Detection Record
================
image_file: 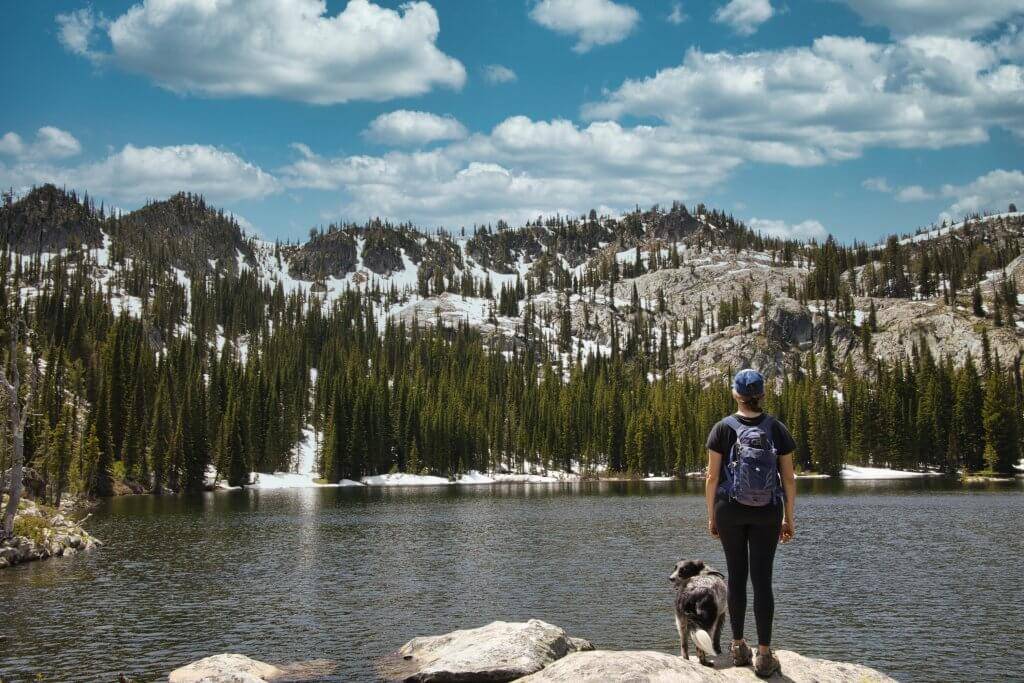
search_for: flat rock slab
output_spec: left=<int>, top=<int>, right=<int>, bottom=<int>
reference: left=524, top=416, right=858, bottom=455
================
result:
left=168, top=653, right=283, bottom=683
left=391, top=619, right=594, bottom=682
left=517, top=649, right=897, bottom=682
left=516, top=651, right=711, bottom=682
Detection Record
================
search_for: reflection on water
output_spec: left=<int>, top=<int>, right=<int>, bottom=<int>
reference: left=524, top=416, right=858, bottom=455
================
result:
left=1, top=478, right=1021, bottom=682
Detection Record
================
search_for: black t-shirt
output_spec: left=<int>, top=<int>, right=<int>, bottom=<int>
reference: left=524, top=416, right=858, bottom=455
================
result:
left=705, top=413, right=797, bottom=477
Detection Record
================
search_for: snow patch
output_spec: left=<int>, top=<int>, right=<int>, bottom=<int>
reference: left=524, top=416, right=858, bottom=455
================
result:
left=455, top=470, right=497, bottom=484
left=362, top=473, right=451, bottom=486
left=250, top=472, right=342, bottom=489
left=840, top=465, right=940, bottom=480
left=490, top=471, right=580, bottom=483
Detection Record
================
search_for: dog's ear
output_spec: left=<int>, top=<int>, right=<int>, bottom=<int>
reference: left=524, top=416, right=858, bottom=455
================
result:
left=675, top=559, right=703, bottom=580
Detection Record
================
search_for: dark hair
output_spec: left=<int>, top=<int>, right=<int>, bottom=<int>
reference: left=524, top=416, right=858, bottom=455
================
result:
left=739, top=394, right=763, bottom=411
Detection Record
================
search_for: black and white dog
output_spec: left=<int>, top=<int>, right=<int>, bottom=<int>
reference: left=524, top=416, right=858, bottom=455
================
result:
left=669, top=559, right=728, bottom=666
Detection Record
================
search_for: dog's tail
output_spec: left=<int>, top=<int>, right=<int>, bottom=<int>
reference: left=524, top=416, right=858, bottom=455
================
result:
left=692, top=628, right=715, bottom=657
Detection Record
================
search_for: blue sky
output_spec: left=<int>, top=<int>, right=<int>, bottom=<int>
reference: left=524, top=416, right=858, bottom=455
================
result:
left=1, top=0, right=1023, bottom=244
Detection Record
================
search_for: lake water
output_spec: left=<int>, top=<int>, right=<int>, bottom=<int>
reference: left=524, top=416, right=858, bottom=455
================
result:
left=2, top=478, right=1022, bottom=682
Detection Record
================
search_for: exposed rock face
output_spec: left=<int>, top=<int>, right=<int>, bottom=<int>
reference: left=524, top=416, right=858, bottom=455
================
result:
left=764, top=297, right=813, bottom=349
left=392, top=619, right=594, bottom=682
left=517, top=649, right=896, bottom=682
left=168, top=654, right=283, bottom=683
left=867, top=297, right=1022, bottom=368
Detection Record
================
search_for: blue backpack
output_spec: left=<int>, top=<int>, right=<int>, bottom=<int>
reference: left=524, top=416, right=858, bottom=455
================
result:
left=723, top=415, right=782, bottom=506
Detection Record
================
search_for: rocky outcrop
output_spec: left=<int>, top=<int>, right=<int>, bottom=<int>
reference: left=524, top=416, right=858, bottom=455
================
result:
left=168, top=654, right=283, bottom=683
left=517, top=649, right=896, bottom=682
left=363, top=241, right=405, bottom=275
left=167, top=654, right=336, bottom=682
left=386, top=619, right=594, bottom=682
left=0, top=498, right=99, bottom=569
left=377, top=621, right=893, bottom=683
left=867, top=297, right=1023, bottom=368
left=286, top=229, right=358, bottom=280
left=517, top=650, right=706, bottom=682
left=764, top=297, right=813, bottom=349
left=173, top=621, right=895, bottom=682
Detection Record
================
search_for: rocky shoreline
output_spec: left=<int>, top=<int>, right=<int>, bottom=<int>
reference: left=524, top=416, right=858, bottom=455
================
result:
left=169, top=620, right=897, bottom=682
left=0, top=497, right=100, bottom=569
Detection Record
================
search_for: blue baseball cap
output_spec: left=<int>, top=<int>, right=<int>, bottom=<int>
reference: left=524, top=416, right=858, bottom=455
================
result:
left=733, top=368, right=765, bottom=396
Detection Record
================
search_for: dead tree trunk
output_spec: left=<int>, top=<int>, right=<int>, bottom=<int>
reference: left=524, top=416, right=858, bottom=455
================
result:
left=1, top=324, right=34, bottom=541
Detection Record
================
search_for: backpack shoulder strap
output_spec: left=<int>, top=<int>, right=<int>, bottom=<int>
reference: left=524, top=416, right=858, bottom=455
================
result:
left=722, top=415, right=743, bottom=432
left=759, top=415, right=779, bottom=456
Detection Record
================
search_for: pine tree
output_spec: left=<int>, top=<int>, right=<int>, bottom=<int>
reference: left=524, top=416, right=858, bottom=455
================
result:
left=953, top=357, right=984, bottom=472
left=982, top=370, right=1020, bottom=474
left=972, top=285, right=984, bottom=317
left=83, top=422, right=111, bottom=498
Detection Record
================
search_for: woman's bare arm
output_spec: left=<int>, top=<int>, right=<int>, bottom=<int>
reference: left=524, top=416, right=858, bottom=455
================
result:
left=706, top=449, right=722, bottom=537
left=777, top=452, right=796, bottom=542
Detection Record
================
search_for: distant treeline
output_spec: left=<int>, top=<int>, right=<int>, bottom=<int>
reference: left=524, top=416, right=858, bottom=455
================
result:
left=3, top=248, right=1020, bottom=509
left=1, top=189, right=1021, bottom=507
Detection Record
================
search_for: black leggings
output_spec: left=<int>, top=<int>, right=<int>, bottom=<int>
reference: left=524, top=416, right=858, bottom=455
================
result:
left=714, top=496, right=782, bottom=646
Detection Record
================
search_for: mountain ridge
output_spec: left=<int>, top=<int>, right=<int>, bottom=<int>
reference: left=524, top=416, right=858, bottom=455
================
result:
left=3, top=183, right=1023, bottom=384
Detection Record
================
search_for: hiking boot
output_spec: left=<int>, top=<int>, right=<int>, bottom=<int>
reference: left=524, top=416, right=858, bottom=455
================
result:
left=754, top=649, right=781, bottom=678
left=730, top=640, right=753, bottom=666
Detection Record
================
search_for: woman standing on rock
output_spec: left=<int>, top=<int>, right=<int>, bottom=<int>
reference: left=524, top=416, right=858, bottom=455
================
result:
left=705, top=368, right=797, bottom=678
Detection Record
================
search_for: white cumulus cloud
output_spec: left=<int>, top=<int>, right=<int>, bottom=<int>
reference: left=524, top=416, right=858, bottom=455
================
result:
left=838, top=1, right=1024, bottom=38
left=0, top=127, right=82, bottom=161
left=895, top=185, right=935, bottom=202
left=56, top=7, right=103, bottom=58
left=713, top=0, right=774, bottom=36
left=363, top=111, right=468, bottom=146
left=941, top=169, right=1024, bottom=217
left=748, top=218, right=829, bottom=242
left=1, top=143, right=278, bottom=204
left=482, top=64, right=518, bottom=84
left=56, top=0, right=466, bottom=104
left=529, top=0, right=640, bottom=53
left=583, top=34, right=1024, bottom=165
left=282, top=115, right=740, bottom=227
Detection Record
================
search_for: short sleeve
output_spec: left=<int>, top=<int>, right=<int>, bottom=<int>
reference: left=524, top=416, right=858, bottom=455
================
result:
left=773, top=420, right=797, bottom=456
left=705, top=421, right=730, bottom=454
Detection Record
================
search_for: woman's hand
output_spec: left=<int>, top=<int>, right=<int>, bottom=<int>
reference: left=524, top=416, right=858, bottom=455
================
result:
left=708, top=518, right=719, bottom=538
left=780, top=518, right=795, bottom=543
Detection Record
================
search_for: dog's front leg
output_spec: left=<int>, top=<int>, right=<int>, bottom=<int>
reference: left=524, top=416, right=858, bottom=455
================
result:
left=675, top=616, right=689, bottom=659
